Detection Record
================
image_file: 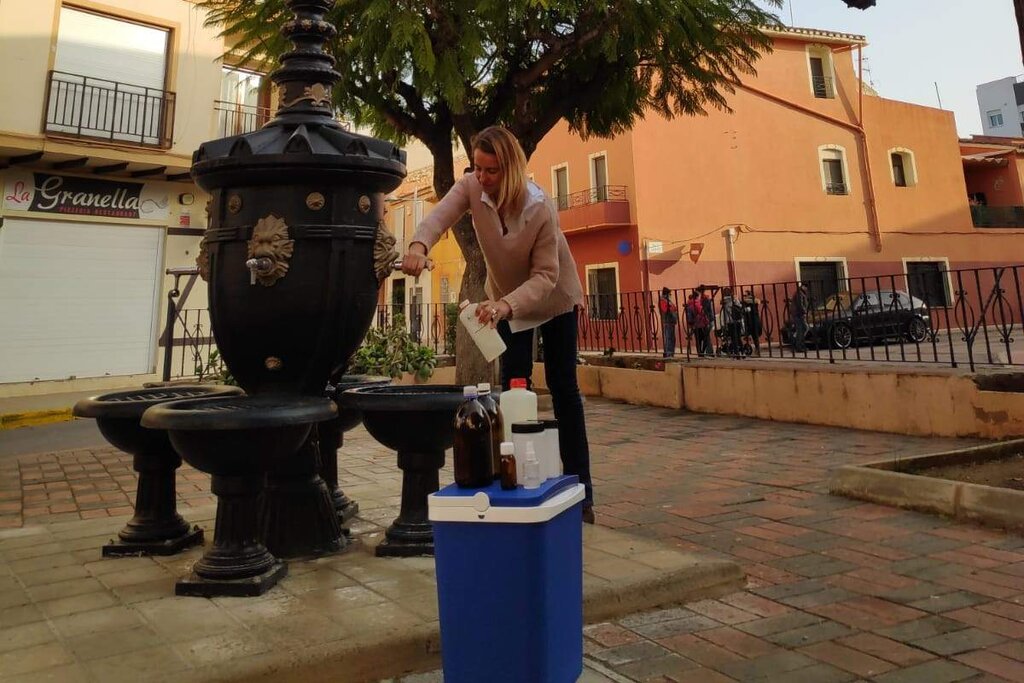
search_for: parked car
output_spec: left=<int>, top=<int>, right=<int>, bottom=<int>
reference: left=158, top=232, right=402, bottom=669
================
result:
left=783, top=290, right=931, bottom=350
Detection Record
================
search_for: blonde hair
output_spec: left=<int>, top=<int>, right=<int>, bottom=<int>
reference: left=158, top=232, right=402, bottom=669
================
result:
left=472, top=126, right=528, bottom=216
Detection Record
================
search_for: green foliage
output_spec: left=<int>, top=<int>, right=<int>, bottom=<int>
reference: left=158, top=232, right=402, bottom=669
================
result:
left=349, top=316, right=438, bottom=380
left=194, top=348, right=236, bottom=386
left=197, top=0, right=783, bottom=160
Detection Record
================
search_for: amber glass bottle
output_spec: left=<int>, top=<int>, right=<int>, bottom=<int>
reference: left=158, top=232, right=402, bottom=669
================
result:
left=477, top=383, right=504, bottom=480
left=499, top=442, right=517, bottom=490
left=453, top=386, right=494, bottom=488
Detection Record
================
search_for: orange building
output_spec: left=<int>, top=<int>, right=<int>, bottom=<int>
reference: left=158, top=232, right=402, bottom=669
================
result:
left=960, top=134, right=1024, bottom=228
left=528, top=26, right=1024, bottom=309
left=384, top=26, right=1024, bottom=320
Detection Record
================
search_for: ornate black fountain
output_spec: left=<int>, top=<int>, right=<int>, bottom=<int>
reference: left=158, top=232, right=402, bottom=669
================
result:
left=72, top=385, right=241, bottom=557
left=141, top=0, right=407, bottom=596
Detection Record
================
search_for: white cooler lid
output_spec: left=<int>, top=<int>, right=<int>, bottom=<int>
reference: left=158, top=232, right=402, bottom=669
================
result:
left=428, top=483, right=584, bottom=524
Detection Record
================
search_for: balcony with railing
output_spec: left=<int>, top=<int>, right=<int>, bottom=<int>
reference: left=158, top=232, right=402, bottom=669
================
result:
left=812, top=75, right=835, bottom=99
left=214, top=100, right=271, bottom=137
left=555, top=185, right=630, bottom=231
left=826, top=181, right=848, bottom=196
left=44, top=70, right=175, bottom=149
left=971, top=205, right=1024, bottom=228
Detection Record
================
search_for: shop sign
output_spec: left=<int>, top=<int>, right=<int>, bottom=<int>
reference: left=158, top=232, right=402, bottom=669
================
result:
left=3, top=171, right=169, bottom=220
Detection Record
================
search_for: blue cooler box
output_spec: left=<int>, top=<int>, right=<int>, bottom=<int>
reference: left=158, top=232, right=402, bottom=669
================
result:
left=428, top=475, right=585, bottom=683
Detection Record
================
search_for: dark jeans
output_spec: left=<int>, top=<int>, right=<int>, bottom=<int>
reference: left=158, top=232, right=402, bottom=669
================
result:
left=694, top=327, right=711, bottom=356
left=497, top=309, right=593, bottom=505
left=792, top=316, right=808, bottom=352
left=662, top=318, right=676, bottom=357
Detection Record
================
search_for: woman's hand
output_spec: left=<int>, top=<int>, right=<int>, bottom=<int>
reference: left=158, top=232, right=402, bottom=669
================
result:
left=400, top=243, right=429, bottom=276
left=476, top=299, right=512, bottom=327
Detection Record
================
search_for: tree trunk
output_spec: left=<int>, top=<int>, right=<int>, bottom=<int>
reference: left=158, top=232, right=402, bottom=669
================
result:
left=430, top=138, right=496, bottom=387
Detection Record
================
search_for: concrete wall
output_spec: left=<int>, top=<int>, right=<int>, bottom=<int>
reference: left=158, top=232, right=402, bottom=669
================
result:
left=530, top=360, right=1024, bottom=439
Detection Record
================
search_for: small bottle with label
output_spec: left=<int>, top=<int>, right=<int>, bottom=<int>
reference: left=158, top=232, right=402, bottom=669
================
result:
left=499, top=442, right=517, bottom=490
left=453, top=385, right=494, bottom=488
left=522, top=442, right=541, bottom=490
left=477, top=383, right=504, bottom=480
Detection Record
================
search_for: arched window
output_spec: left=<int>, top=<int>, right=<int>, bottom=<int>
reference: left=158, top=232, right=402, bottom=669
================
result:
left=888, top=148, right=918, bottom=187
left=818, top=145, right=851, bottom=195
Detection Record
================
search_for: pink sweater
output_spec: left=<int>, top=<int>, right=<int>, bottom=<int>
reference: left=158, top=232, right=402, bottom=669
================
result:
left=411, top=173, right=584, bottom=332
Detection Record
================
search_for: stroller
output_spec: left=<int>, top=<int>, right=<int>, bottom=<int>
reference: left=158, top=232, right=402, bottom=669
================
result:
left=714, top=313, right=754, bottom=357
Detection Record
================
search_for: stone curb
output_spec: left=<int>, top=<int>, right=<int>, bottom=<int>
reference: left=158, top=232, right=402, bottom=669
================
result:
left=0, top=408, right=74, bottom=430
left=829, top=438, right=1024, bottom=530
left=178, top=538, right=743, bottom=683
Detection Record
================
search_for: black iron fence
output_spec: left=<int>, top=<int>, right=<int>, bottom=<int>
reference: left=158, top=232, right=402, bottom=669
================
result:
left=375, top=302, right=459, bottom=356
left=161, top=265, right=1024, bottom=379
left=556, top=185, right=627, bottom=211
left=44, top=70, right=175, bottom=148
left=583, top=264, right=1024, bottom=371
left=214, top=100, right=271, bottom=137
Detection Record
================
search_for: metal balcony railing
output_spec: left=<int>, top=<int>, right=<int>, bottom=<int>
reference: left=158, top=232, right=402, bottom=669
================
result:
left=812, top=75, right=834, bottom=99
left=44, top=70, right=175, bottom=148
left=826, top=181, right=848, bottom=196
left=971, top=205, right=1024, bottom=228
left=214, top=100, right=271, bottom=137
left=555, top=185, right=627, bottom=211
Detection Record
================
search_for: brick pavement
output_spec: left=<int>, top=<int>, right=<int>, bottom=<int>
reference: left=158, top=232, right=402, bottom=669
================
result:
left=3, top=400, right=1024, bottom=682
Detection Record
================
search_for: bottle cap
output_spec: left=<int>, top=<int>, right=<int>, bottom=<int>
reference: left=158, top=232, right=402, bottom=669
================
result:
left=541, top=419, right=559, bottom=429
left=477, top=382, right=491, bottom=394
left=500, top=442, right=514, bottom=456
left=510, top=378, right=528, bottom=389
left=462, top=385, right=478, bottom=398
left=511, top=420, right=544, bottom=434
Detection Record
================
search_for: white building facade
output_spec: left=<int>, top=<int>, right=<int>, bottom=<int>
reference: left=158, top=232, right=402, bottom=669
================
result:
left=977, top=76, right=1024, bottom=137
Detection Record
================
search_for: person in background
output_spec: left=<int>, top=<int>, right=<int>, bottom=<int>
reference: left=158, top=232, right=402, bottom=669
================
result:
left=790, top=283, right=810, bottom=353
left=741, top=290, right=762, bottom=356
left=685, top=291, right=711, bottom=356
left=700, top=286, right=716, bottom=356
left=658, top=287, right=678, bottom=358
left=400, top=125, right=595, bottom=523
left=720, top=286, right=744, bottom=359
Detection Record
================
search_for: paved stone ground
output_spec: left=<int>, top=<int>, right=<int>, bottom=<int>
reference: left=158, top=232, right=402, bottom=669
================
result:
left=3, top=399, right=1024, bottom=682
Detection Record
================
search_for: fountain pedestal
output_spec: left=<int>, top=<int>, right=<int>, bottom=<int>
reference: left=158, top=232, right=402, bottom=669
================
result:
left=321, top=375, right=391, bottom=524
left=341, top=385, right=463, bottom=557
left=143, top=395, right=336, bottom=597
left=72, top=385, right=241, bottom=557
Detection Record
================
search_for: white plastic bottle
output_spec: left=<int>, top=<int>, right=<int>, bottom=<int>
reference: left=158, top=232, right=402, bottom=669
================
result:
left=458, top=300, right=507, bottom=362
left=500, top=377, right=537, bottom=442
left=522, top=442, right=542, bottom=490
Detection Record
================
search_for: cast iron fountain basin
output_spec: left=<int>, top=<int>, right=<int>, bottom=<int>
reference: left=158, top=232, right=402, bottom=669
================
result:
left=72, top=385, right=242, bottom=556
left=341, top=384, right=464, bottom=557
left=320, top=375, right=392, bottom=524
left=142, top=394, right=336, bottom=596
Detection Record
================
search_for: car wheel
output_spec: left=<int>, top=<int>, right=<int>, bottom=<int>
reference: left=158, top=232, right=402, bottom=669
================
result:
left=907, top=317, right=928, bottom=343
left=830, top=322, right=853, bottom=350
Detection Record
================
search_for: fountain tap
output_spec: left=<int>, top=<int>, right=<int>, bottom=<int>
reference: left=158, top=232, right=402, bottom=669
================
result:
left=245, top=257, right=274, bottom=285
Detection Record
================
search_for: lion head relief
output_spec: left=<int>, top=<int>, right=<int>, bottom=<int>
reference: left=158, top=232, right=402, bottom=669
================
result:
left=247, top=214, right=295, bottom=287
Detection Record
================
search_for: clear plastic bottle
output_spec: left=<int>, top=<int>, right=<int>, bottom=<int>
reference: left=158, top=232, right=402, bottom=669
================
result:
left=477, top=383, right=503, bottom=480
left=499, top=442, right=518, bottom=490
left=522, top=442, right=541, bottom=490
left=511, top=420, right=545, bottom=484
left=453, top=385, right=494, bottom=488
left=500, top=377, right=537, bottom=442
left=541, top=418, right=563, bottom=479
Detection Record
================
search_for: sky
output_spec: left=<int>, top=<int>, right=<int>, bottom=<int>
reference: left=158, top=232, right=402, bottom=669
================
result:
left=757, top=0, right=1023, bottom=136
